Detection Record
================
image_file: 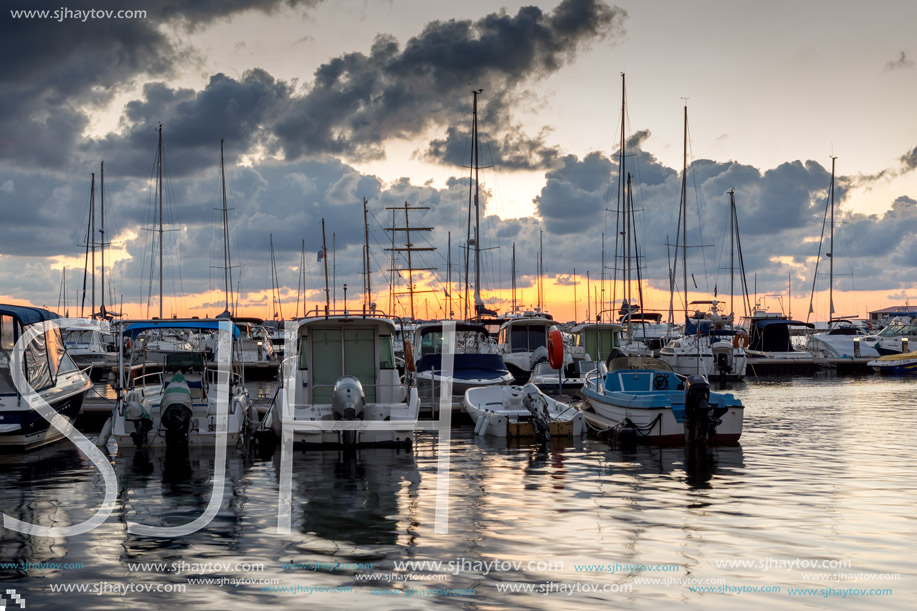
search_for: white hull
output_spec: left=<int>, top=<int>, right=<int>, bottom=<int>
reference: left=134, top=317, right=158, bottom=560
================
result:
left=463, top=385, right=584, bottom=438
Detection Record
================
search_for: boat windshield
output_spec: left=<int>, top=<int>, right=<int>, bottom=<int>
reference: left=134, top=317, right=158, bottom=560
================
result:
left=63, top=329, right=98, bottom=344
left=878, top=322, right=917, bottom=337
left=576, top=360, right=606, bottom=376
left=531, top=362, right=558, bottom=375
left=607, top=356, right=674, bottom=373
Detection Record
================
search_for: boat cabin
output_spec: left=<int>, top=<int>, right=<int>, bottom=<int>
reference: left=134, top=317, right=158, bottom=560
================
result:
left=294, top=315, right=401, bottom=405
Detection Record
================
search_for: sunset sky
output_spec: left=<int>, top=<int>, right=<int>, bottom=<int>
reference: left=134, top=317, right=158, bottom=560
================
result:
left=2, top=0, right=915, bottom=323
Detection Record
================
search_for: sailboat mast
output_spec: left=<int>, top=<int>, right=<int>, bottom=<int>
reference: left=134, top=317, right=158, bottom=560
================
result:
left=91, top=166, right=96, bottom=319
left=729, top=188, right=735, bottom=317
left=447, top=231, right=452, bottom=317
left=363, top=197, right=371, bottom=311
left=611, top=73, right=626, bottom=318
left=220, top=139, right=233, bottom=315
left=472, top=89, right=483, bottom=323
left=511, top=242, right=516, bottom=314
left=158, top=123, right=164, bottom=319
left=321, top=218, right=330, bottom=315
left=681, top=105, right=688, bottom=322
left=100, top=161, right=106, bottom=318
left=828, top=156, right=836, bottom=319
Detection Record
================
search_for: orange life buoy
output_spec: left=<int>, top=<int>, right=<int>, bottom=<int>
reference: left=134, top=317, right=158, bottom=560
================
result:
left=733, top=331, right=749, bottom=349
left=403, top=339, right=416, bottom=372
left=548, top=328, right=564, bottom=369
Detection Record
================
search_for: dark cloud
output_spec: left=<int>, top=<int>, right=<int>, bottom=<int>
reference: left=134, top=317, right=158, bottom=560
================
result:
left=88, top=71, right=293, bottom=178
left=0, top=0, right=319, bottom=170
left=421, top=125, right=562, bottom=170
left=274, top=0, right=626, bottom=161
left=884, top=51, right=914, bottom=71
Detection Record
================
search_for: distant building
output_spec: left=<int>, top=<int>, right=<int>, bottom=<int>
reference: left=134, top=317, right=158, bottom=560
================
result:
left=868, top=305, right=917, bottom=323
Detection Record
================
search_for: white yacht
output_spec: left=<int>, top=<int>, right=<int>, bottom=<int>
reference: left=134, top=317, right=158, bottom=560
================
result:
left=60, top=318, right=118, bottom=381
left=269, top=311, right=418, bottom=448
left=0, top=306, right=93, bottom=451
left=112, top=319, right=255, bottom=449
left=659, top=301, right=747, bottom=380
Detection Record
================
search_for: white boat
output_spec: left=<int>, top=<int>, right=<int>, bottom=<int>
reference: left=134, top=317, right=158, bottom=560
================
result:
left=60, top=318, right=119, bottom=381
left=269, top=311, right=418, bottom=448
left=112, top=319, right=255, bottom=449
left=861, top=316, right=916, bottom=355
left=659, top=301, right=748, bottom=380
left=463, top=383, right=585, bottom=439
left=497, top=315, right=559, bottom=382
left=0, top=306, right=93, bottom=451
left=529, top=360, right=605, bottom=394
left=581, top=354, right=743, bottom=445
left=806, top=320, right=879, bottom=359
left=411, top=321, right=513, bottom=404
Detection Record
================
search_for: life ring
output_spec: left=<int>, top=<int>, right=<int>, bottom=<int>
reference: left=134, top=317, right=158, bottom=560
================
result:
left=403, top=339, right=416, bottom=372
left=733, top=331, right=749, bottom=349
left=548, top=328, right=564, bottom=370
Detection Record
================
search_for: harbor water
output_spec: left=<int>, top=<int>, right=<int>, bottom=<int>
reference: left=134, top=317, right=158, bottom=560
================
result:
left=0, top=374, right=914, bottom=609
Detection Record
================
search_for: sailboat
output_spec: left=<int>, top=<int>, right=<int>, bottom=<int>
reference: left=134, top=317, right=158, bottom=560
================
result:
left=804, top=158, right=879, bottom=361
left=61, top=164, right=121, bottom=384
left=408, top=89, right=515, bottom=402
left=110, top=134, right=255, bottom=450
left=658, top=105, right=747, bottom=380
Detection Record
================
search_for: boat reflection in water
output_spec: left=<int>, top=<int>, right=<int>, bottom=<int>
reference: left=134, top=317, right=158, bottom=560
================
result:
left=276, top=449, right=420, bottom=548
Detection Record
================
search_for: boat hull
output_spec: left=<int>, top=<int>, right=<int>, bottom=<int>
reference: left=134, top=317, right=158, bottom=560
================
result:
left=463, top=385, right=585, bottom=438
left=0, top=384, right=88, bottom=452
left=581, top=381, right=743, bottom=446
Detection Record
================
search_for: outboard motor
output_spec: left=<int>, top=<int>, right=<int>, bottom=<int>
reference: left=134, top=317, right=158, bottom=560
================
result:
left=683, top=375, right=718, bottom=443
left=127, top=399, right=153, bottom=448
left=522, top=383, right=551, bottom=442
left=161, top=373, right=194, bottom=450
left=710, top=341, right=734, bottom=386
left=530, top=346, right=549, bottom=369
left=331, top=376, right=366, bottom=447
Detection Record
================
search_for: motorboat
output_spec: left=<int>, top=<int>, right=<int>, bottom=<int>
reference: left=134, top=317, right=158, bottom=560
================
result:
left=806, top=320, right=879, bottom=359
left=111, top=319, right=255, bottom=449
left=861, top=316, right=916, bottom=355
left=497, top=315, right=560, bottom=382
left=742, top=310, right=815, bottom=361
left=0, top=305, right=93, bottom=451
left=867, top=351, right=917, bottom=375
left=529, top=360, right=605, bottom=394
left=269, top=311, right=418, bottom=448
left=580, top=353, right=743, bottom=445
left=463, top=383, right=585, bottom=439
left=567, top=321, right=623, bottom=363
left=60, top=318, right=119, bottom=381
left=410, top=322, right=513, bottom=404
left=658, top=301, right=748, bottom=380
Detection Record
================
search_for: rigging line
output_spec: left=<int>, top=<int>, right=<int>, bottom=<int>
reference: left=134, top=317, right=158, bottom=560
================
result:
left=686, top=119, right=711, bottom=295
left=806, top=180, right=832, bottom=322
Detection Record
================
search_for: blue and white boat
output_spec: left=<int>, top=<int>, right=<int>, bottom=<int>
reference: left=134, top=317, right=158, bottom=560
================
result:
left=0, top=305, right=93, bottom=451
left=112, top=319, right=255, bottom=449
left=580, top=353, right=743, bottom=445
left=411, top=322, right=513, bottom=402
left=867, top=351, right=917, bottom=375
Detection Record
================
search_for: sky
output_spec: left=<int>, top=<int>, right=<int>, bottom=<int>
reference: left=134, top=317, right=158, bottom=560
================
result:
left=1, top=0, right=915, bottom=324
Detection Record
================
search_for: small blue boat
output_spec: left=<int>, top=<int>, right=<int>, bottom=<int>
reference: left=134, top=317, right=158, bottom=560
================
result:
left=580, top=354, right=744, bottom=445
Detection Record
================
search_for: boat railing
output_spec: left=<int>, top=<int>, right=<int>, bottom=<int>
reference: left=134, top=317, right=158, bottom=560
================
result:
left=307, top=381, right=410, bottom=406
